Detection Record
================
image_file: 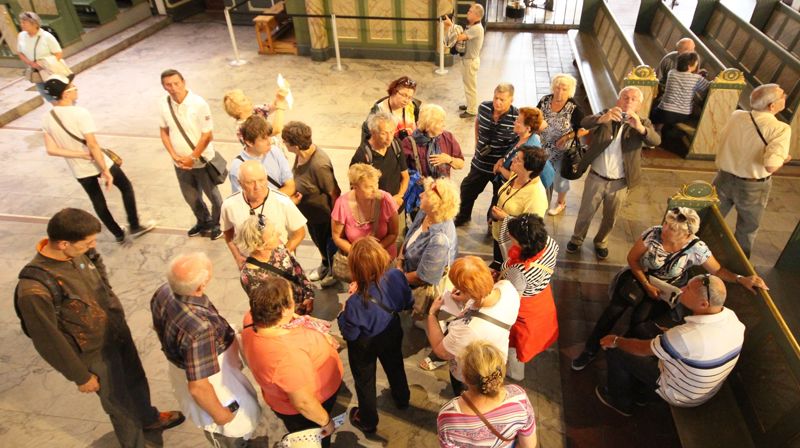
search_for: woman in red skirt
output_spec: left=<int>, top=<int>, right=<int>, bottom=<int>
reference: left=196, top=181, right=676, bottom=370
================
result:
left=498, top=213, right=559, bottom=380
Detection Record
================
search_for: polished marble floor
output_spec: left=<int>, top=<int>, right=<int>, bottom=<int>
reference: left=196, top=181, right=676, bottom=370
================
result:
left=0, top=16, right=797, bottom=448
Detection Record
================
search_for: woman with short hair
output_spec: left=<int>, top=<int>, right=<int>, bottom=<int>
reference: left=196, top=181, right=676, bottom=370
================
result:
left=437, top=341, right=538, bottom=448
left=426, top=256, right=521, bottom=396
left=537, top=73, right=588, bottom=216
left=361, top=76, right=421, bottom=142
left=17, top=11, right=64, bottom=101
left=331, top=163, right=400, bottom=260
left=236, top=216, right=315, bottom=314
left=338, top=238, right=413, bottom=434
left=401, top=103, right=465, bottom=179
left=241, top=277, right=343, bottom=447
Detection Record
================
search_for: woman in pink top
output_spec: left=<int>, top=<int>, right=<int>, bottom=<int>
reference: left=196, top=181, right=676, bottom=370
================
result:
left=241, top=277, right=343, bottom=447
left=332, top=163, right=400, bottom=258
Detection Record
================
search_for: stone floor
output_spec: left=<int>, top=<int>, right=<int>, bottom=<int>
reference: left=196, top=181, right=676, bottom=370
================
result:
left=0, top=14, right=797, bottom=448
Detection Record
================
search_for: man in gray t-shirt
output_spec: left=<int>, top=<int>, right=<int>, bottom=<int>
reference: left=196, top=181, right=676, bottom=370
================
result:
left=445, top=4, right=485, bottom=118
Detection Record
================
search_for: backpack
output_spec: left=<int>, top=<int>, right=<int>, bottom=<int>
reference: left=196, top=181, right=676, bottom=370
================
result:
left=14, top=266, right=66, bottom=338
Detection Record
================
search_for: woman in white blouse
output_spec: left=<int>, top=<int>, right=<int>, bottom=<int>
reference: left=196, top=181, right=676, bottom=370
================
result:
left=16, top=11, right=64, bottom=102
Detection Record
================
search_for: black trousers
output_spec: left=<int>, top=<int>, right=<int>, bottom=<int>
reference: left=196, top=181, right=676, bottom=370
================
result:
left=307, top=221, right=335, bottom=269
left=606, top=347, right=661, bottom=410
left=455, top=166, right=499, bottom=223
left=346, top=316, right=410, bottom=429
left=83, top=324, right=159, bottom=448
left=77, top=164, right=140, bottom=239
left=275, top=389, right=339, bottom=448
left=583, top=290, right=655, bottom=355
left=450, top=372, right=465, bottom=397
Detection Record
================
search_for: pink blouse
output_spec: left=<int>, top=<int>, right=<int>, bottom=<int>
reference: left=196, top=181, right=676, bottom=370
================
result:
left=331, top=190, right=398, bottom=258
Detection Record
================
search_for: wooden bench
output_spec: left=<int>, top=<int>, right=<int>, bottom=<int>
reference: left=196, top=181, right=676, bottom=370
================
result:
left=692, top=1, right=800, bottom=159
left=633, top=1, right=745, bottom=159
left=755, top=0, right=800, bottom=61
left=568, top=0, right=657, bottom=116
left=70, top=0, right=118, bottom=26
left=663, top=184, right=800, bottom=447
left=254, top=2, right=296, bottom=55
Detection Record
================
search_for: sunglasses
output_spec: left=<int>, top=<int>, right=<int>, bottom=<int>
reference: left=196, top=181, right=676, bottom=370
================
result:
left=249, top=208, right=266, bottom=230
left=702, top=274, right=711, bottom=301
left=429, top=182, right=442, bottom=199
left=670, top=207, right=687, bottom=222
left=398, top=78, right=417, bottom=88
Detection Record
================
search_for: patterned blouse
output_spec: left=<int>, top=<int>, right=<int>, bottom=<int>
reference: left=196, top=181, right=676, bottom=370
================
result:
left=240, top=245, right=314, bottom=306
left=500, top=236, right=558, bottom=297
left=537, top=94, right=585, bottom=162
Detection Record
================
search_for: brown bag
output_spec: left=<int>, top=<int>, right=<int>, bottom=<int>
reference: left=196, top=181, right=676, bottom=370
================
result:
left=411, top=268, right=449, bottom=320
left=49, top=110, right=124, bottom=166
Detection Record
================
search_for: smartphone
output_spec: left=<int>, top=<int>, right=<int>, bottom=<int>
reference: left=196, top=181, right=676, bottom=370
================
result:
left=226, top=400, right=240, bottom=413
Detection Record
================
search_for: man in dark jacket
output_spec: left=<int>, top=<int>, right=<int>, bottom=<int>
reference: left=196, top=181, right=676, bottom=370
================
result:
left=566, top=87, right=661, bottom=259
left=15, top=208, right=184, bottom=448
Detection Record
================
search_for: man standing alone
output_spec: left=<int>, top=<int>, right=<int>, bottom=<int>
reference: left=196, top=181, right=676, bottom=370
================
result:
left=445, top=3, right=485, bottom=118
left=159, top=69, right=223, bottom=240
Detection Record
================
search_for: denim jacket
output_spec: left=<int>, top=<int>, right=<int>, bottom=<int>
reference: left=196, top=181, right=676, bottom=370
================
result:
left=401, top=211, right=457, bottom=285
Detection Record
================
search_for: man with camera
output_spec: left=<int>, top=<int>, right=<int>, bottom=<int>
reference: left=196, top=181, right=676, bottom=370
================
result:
left=444, top=3, right=485, bottom=118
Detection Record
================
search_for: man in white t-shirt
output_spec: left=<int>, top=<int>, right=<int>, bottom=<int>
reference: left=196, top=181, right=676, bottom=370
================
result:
left=221, top=161, right=307, bottom=268
left=444, top=3, right=485, bottom=118
left=42, top=74, right=155, bottom=243
left=595, top=274, right=745, bottom=416
left=159, top=69, right=223, bottom=240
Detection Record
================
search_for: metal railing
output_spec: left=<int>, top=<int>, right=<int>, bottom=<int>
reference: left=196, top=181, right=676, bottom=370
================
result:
left=485, top=0, right=583, bottom=27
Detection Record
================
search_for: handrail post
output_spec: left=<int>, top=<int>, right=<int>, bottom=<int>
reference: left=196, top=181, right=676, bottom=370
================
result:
left=331, top=13, right=343, bottom=71
left=435, top=17, right=448, bottom=75
left=224, top=6, right=247, bottom=66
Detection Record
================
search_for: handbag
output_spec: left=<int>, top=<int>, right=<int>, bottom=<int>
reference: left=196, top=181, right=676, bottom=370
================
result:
left=25, top=36, right=43, bottom=83
left=460, top=393, right=513, bottom=442
left=49, top=110, right=123, bottom=166
left=560, top=131, right=589, bottom=180
left=166, top=96, right=228, bottom=184
left=331, top=195, right=383, bottom=282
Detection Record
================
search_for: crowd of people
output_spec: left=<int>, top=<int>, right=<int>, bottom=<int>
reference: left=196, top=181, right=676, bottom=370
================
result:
left=13, top=6, right=794, bottom=447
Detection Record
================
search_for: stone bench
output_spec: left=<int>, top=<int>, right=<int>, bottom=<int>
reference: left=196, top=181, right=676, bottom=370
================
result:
left=70, top=0, right=118, bottom=26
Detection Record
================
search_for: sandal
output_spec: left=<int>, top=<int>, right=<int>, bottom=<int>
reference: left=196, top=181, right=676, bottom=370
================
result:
left=348, top=407, right=377, bottom=434
left=547, top=202, right=566, bottom=216
left=418, top=356, right=447, bottom=371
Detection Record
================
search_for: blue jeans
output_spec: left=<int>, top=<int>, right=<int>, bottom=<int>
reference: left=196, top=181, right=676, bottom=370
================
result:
left=174, top=166, right=223, bottom=231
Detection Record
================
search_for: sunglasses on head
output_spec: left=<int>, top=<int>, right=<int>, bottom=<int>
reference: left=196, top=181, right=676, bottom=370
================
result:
left=670, top=207, right=687, bottom=222
left=702, top=274, right=711, bottom=301
left=399, top=77, right=416, bottom=88
left=429, top=182, right=442, bottom=199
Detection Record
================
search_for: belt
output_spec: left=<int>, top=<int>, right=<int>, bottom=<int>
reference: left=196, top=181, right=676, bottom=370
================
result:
left=724, top=171, right=771, bottom=182
left=591, top=169, right=624, bottom=182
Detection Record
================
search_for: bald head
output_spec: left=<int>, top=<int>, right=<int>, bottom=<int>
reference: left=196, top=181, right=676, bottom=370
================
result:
left=676, top=38, right=695, bottom=53
left=167, top=252, right=212, bottom=296
left=681, top=274, right=727, bottom=313
left=239, top=160, right=269, bottom=202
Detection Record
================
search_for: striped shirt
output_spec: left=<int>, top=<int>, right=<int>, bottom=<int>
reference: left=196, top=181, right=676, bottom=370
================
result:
left=438, top=384, right=536, bottom=447
left=651, top=307, right=745, bottom=407
left=500, top=236, right=558, bottom=297
left=659, top=70, right=711, bottom=116
left=473, top=102, right=519, bottom=174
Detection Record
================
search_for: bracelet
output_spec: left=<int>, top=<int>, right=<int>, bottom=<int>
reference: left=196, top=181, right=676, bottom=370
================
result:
left=612, top=336, right=620, bottom=348
left=735, top=274, right=743, bottom=283
left=322, top=417, right=332, bottom=427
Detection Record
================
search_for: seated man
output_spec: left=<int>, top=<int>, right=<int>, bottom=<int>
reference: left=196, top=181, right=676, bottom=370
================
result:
left=229, top=115, right=295, bottom=196
left=595, top=274, right=745, bottom=416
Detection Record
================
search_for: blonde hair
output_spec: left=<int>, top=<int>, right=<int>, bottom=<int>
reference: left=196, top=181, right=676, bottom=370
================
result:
left=664, top=207, right=700, bottom=235
left=449, top=256, right=494, bottom=303
left=348, top=163, right=381, bottom=189
left=417, top=104, right=446, bottom=133
left=459, top=341, right=506, bottom=397
left=424, top=178, right=460, bottom=222
left=234, top=216, right=278, bottom=254
left=223, top=89, right=253, bottom=120
left=551, top=73, right=577, bottom=98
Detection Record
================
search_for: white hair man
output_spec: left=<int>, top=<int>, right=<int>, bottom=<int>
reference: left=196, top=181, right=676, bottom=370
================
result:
left=444, top=3, right=485, bottom=118
left=566, top=87, right=661, bottom=259
left=595, top=274, right=745, bottom=416
left=150, top=252, right=260, bottom=447
left=712, top=83, right=792, bottom=258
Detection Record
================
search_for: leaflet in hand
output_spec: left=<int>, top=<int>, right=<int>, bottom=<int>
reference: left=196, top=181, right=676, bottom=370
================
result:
left=648, top=275, right=682, bottom=309
left=277, top=73, right=294, bottom=109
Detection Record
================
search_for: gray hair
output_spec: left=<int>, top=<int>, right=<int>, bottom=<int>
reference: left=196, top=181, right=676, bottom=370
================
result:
left=471, top=3, right=485, bottom=19
left=234, top=215, right=278, bottom=254
left=19, top=11, right=41, bottom=27
left=494, top=83, right=515, bottom=96
left=417, top=103, right=446, bottom=132
left=167, top=252, right=212, bottom=296
left=367, top=111, right=396, bottom=134
left=551, top=73, right=577, bottom=98
left=750, top=84, right=783, bottom=111
left=619, top=86, right=644, bottom=102
left=691, top=274, right=727, bottom=307
left=664, top=206, right=700, bottom=235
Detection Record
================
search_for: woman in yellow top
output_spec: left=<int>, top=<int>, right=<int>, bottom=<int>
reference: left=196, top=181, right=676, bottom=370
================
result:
left=489, top=146, right=549, bottom=269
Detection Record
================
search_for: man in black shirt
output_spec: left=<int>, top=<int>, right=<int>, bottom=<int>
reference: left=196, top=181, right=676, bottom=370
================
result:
left=351, top=111, right=410, bottom=209
left=454, top=83, right=519, bottom=227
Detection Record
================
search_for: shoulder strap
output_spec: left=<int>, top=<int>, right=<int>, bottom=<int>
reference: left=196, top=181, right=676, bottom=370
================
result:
left=749, top=112, right=768, bottom=146
left=15, top=265, right=66, bottom=337
left=366, top=289, right=396, bottom=316
left=463, top=308, right=512, bottom=331
left=370, top=196, right=382, bottom=237
left=245, top=256, right=303, bottom=286
left=235, top=154, right=244, bottom=162
left=409, top=137, right=423, bottom=173
left=49, top=110, right=87, bottom=145
left=459, top=393, right=513, bottom=442
left=32, top=35, right=41, bottom=61
left=167, top=96, right=196, bottom=149
left=267, top=175, right=282, bottom=189
left=662, top=237, right=701, bottom=270
left=391, top=139, right=403, bottom=160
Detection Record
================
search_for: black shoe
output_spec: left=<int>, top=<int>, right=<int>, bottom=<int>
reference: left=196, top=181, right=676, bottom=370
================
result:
left=459, top=111, right=477, bottom=119
left=129, top=220, right=157, bottom=239
left=454, top=216, right=470, bottom=227
left=459, top=104, right=467, bottom=111
left=114, top=230, right=128, bottom=244
left=187, top=224, right=206, bottom=237
left=208, top=228, right=223, bottom=240
left=595, top=385, right=632, bottom=417
left=566, top=241, right=580, bottom=253
left=348, top=407, right=377, bottom=434
left=144, top=410, right=186, bottom=431
left=570, top=350, right=596, bottom=371
left=595, top=247, right=609, bottom=260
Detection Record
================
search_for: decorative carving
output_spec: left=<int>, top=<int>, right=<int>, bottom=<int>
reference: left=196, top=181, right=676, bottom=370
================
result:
left=631, top=65, right=656, bottom=80
left=670, top=181, right=719, bottom=208
left=714, top=68, right=746, bottom=85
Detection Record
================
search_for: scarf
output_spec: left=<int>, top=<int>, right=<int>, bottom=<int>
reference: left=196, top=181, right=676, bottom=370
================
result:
left=280, top=315, right=340, bottom=350
left=413, top=129, right=442, bottom=178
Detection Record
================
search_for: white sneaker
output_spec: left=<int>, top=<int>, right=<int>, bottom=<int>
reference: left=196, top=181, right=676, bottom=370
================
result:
left=319, top=275, right=338, bottom=288
left=308, top=265, right=329, bottom=281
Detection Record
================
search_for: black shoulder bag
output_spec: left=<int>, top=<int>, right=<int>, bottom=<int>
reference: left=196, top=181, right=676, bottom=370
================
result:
left=167, top=96, right=228, bottom=184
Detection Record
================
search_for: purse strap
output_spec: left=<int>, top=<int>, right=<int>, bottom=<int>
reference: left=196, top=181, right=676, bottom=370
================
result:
left=166, top=96, right=198, bottom=152
left=409, top=136, right=423, bottom=173
left=32, top=35, right=41, bottom=64
left=370, top=196, right=382, bottom=237
left=245, top=256, right=304, bottom=287
left=235, top=154, right=282, bottom=189
left=50, top=110, right=87, bottom=145
left=459, top=393, right=513, bottom=442
left=462, top=308, right=512, bottom=331
left=749, top=112, right=768, bottom=146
